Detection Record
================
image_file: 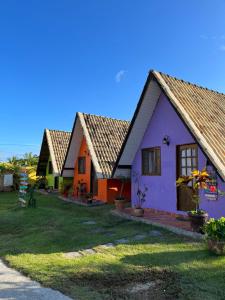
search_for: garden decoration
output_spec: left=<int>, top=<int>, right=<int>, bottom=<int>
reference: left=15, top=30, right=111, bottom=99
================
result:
left=204, top=217, right=225, bottom=255
left=18, top=169, right=29, bottom=207
left=176, top=168, right=210, bottom=233
left=132, top=171, right=148, bottom=217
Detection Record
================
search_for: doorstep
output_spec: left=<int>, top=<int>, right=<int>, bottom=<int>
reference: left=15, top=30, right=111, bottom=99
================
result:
left=111, top=209, right=204, bottom=240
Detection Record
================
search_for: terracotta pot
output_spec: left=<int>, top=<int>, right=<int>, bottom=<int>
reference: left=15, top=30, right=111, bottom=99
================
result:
left=207, top=239, right=225, bottom=255
left=114, top=198, right=126, bottom=210
left=132, top=208, right=144, bottom=217
left=188, top=212, right=208, bottom=233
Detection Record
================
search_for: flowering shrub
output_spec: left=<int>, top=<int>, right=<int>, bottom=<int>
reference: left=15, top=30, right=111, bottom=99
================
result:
left=176, top=169, right=210, bottom=215
left=204, top=217, right=225, bottom=241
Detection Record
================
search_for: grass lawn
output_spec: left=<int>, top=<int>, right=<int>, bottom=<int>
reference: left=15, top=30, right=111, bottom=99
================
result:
left=0, top=192, right=225, bottom=299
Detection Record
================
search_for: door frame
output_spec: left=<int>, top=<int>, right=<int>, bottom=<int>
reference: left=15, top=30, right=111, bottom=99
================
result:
left=176, top=143, right=198, bottom=211
left=90, top=162, right=98, bottom=196
left=54, top=176, right=59, bottom=190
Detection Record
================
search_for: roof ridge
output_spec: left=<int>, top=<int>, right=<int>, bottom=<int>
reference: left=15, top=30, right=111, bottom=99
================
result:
left=47, top=129, right=71, bottom=134
left=153, top=70, right=225, bottom=97
left=78, top=112, right=130, bottom=123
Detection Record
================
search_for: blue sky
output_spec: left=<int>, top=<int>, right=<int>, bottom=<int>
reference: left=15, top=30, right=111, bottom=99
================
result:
left=0, top=0, right=225, bottom=160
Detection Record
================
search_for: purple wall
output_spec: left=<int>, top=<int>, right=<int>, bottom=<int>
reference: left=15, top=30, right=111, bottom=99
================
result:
left=132, top=93, right=225, bottom=218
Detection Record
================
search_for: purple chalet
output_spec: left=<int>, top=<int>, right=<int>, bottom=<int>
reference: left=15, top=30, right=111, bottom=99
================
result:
left=113, top=70, right=225, bottom=218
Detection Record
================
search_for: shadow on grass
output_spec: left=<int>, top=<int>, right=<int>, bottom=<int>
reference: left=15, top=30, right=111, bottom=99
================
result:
left=121, top=249, right=212, bottom=268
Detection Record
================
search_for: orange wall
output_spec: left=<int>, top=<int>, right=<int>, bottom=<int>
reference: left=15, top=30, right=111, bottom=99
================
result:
left=73, top=136, right=131, bottom=203
left=73, top=137, right=91, bottom=197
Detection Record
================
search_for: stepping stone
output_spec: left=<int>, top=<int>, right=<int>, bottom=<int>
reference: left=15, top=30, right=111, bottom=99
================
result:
left=82, top=220, right=97, bottom=225
left=104, top=232, right=115, bottom=237
left=81, top=248, right=96, bottom=255
left=128, top=281, right=157, bottom=294
left=133, top=234, right=147, bottom=241
left=149, top=230, right=162, bottom=237
left=115, top=238, right=130, bottom=244
left=99, top=243, right=115, bottom=249
left=64, top=251, right=82, bottom=259
left=91, top=227, right=104, bottom=233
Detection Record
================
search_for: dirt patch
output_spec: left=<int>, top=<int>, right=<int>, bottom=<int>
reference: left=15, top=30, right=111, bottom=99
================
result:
left=71, top=268, right=181, bottom=299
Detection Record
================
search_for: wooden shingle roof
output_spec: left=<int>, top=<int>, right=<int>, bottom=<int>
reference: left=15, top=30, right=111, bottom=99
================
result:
left=48, top=130, right=71, bottom=173
left=37, top=129, right=71, bottom=176
left=82, top=113, right=130, bottom=178
left=78, top=113, right=130, bottom=178
left=153, top=71, right=225, bottom=179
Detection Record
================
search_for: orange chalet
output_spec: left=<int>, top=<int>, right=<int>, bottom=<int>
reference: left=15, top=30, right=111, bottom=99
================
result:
left=62, top=112, right=131, bottom=203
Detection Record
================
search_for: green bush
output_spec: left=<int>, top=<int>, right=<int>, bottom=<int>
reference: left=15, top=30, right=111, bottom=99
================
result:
left=203, top=217, right=225, bottom=241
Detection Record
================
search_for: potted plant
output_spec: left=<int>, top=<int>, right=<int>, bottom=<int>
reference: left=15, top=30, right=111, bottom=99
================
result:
left=176, top=169, right=210, bottom=233
left=112, top=176, right=129, bottom=211
left=85, top=192, right=93, bottom=204
left=203, top=217, right=225, bottom=255
left=132, top=171, right=148, bottom=217
left=133, top=185, right=148, bottom=217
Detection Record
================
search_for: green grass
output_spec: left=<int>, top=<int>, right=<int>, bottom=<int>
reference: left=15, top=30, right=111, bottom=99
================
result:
left=0, top=192, right=225, bottom=299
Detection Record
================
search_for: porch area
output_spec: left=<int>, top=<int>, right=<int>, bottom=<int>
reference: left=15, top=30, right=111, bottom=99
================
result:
left=112, top=207, right=203, bottom=240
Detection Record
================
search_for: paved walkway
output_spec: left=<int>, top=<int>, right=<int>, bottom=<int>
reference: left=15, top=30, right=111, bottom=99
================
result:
left=112, top=209, right=203, bottom=240
left=0, top=259, right=72, bottom=300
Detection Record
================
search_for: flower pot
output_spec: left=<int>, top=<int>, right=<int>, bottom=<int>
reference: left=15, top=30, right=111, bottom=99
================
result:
left=114, top=198, right=126, bottom=210
left=207, top=239, right=225, bottom=255
left=188, top=212, right=208, bottom=233
left=132, top=208, right=144, bottom=217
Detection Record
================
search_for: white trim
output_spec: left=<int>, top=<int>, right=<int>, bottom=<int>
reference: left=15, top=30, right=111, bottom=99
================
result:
left=45, top=129, right=59, bottom=176
left=153, top=71, right=225, bottom=181
left=116, top=79, right=162, bottom=167
left=62, top=117, right=83, bottom=177
left=78, top=113, right=103, bottom=178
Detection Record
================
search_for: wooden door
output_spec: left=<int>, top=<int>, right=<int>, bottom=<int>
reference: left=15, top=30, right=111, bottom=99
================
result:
left=177, top=144, right=198, bottom=211
left=54, top=176, right=59, bottom=190
left=90, top=162, right=98, bottom=196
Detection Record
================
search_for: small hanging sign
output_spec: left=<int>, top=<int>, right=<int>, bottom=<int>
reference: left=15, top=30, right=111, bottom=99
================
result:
left=204, top=164, right=218, bottom=201
left=19, top=169, right=29, bottom=207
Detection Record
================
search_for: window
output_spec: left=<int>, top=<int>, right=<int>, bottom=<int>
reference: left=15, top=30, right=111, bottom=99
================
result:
left=142, top=147, right=161, bottom=175
left=48, top=161, right=53, bottom=174
left=179, top=144, right=198, bottom=177
left=78, top=157, right=86, bottom=174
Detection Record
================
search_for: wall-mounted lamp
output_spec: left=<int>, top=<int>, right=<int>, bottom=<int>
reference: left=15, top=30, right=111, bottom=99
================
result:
left=163, top=135, right=170, bottom=146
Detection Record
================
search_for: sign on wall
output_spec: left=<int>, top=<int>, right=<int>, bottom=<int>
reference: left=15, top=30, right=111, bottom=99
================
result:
left=204, top=164, right=218, bottom=201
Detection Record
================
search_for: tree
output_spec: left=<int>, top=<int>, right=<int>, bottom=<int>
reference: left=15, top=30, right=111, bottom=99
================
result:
left=23, top=152, right=38, bottom=166
left=7, top=156, right=19, bottom=166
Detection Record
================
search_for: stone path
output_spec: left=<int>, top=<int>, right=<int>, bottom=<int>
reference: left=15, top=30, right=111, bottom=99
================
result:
left=82, top=220, right=97, bottom=225
left=0, top=259, right=72, bottom=300
left=63, top=231, right=159, bottom=259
